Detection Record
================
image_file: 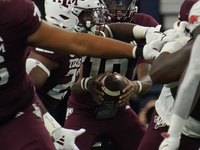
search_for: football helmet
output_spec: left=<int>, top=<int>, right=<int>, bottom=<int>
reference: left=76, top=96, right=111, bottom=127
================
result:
left=178, top=0, right=198, bottom=22
left=45, top=0, right=105, bottom=34
left=100, top=0, right=138, bottom=22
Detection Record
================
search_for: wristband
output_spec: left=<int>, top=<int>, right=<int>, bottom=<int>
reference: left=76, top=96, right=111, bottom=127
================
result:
left=132, top=45, right=144, bottom=59
left=134, top=81, right=142, bottom=94
left=133, top=25, right=149, bottom=39
left=81, top=77, right=92, bottom=91
left=43, top=112, right=61, bottom=137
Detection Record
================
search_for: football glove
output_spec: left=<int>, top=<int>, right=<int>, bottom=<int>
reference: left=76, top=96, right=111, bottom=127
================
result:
left=159, top=132, right=181, bottom=150
left=160, top=21, right=190, bottom=54
left=53, top=128, right=86, bottom=150
left=43, top=112, right=86, bottom=150
left=145, top=25, right=177, bottom=44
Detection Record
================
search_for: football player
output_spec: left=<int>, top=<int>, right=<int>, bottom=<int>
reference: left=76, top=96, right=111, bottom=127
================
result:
left=63, top=0, right=161, bottom=149
left=0, top=0, right=167, bottom=149
left=24, top=0, right=175, bottom=149
left=159, top=1, right=200, bottom=149
left=136, top=0, right=200, bottom=150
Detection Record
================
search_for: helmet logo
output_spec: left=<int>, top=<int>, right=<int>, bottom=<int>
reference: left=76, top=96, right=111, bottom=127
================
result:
left=53, top=0, right=78, bottom=8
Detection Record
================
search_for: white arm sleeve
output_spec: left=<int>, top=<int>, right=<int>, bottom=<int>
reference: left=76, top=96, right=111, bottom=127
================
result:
left=26, top=58, right=50, bottom=77
left=173, top=35, right=200, bottom=119
left=166, top=35, right=200, bottom=138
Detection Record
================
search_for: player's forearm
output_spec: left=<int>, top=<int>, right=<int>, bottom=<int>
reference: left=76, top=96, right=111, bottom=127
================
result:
left=108, top=23, right=137, bottom=42
left=150, top=48, right=190, bottom=84
left=136, top=63, right=152, bottom=94
left=28, top=21, right=135, bottom=59
left=71, top=78, right=88, bottom=94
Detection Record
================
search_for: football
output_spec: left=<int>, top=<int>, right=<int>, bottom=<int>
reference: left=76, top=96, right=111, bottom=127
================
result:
left=98, top=74, right=127, bottom=108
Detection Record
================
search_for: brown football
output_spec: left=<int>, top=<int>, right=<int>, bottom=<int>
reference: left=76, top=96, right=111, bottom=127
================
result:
left=98, top=74, right=127, bottom=106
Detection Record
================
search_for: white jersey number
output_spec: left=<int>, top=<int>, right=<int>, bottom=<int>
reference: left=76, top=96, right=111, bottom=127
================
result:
left=89, top=58, right=128, bottom=77
left=0, top=38, right=9, bottom=85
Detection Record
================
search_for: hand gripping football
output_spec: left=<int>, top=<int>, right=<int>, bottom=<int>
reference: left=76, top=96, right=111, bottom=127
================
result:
left=94, top=74, right=127, bottom=119
left=98, top=74, right=127, bottom=107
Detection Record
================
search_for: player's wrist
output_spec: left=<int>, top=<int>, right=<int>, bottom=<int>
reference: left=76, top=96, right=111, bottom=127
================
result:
left=132, top=45, right=144, bottom=59
left=43, top=112, right=61, bottom=137
left=133, top=80, right=142, bottom=94
left=133, top=25, right=149, bottom=39
left=81, top=77, right=92, bottom=91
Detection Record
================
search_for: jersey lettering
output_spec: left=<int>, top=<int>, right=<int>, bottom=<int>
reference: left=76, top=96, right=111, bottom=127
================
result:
left=53, top=0, right=78, bottom=8
left=47, top=57, right=82, bottom=99
left=69, top=58, right=82, bottom=68
left=33, top=2, right=41, bottom=22
left=0, top=36, right=9, bottom=85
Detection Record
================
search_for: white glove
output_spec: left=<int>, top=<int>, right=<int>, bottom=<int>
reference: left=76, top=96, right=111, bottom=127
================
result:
left=160, top=21, right=190, bottom=54
left=145, top=25, right=162, bottom=43
left=173, top=21, right=190, bottom=37
left=160, top=36, right=190, bottom=54
left=143, top=29, right=178, bottom=59
left=43, top=112, right=86, bottom=150
left=132, top=36, right=168, bottom=60
left=142, top=39, right=161, bottom=59
left=53, top=128, right=86, bottom=150
left=159, top=132, right=181, bottom=150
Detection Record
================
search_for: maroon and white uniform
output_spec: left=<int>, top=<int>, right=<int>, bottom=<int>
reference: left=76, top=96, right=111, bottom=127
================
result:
left=138, top=2, right=200, bottom=149
left=0, top=0, right=54, bottom=149
left=138, top=85, right=200, bottom=150
left=64, top=13, right=158, bottom=150
left=27, top=47, right=84, bottom=111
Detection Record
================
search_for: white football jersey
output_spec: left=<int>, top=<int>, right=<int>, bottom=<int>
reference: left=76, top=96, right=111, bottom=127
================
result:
left=156, top=85, right=200, bottom=138
left=155, top=85, right=175, bottom=125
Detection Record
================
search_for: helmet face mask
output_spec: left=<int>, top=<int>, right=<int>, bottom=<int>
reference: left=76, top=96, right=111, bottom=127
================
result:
left=100, top=0, right=138, bottom=22
left=45, top=0, right=105, bottom=34
left=74, top=7, right=105, bottom=33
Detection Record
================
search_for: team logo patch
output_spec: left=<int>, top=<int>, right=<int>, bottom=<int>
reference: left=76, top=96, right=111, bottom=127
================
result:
left=189, top=15, right=200, bottom=24
left=154, top=115, right=166, bottom=129
left=65, top=108, right=74, bottom=120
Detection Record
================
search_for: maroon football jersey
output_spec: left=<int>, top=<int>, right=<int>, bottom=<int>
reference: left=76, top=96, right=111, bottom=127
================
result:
left=28, top=47, right=85, bottom=111
left=0, top=0, right=42, bottom=124
left=68, top=12, right=158, bottom=111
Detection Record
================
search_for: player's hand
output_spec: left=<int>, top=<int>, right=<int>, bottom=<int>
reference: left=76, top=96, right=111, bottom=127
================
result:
left=146, top=25, right=177, bottom=43
left=145, top=25, right=162, bottom=43
left=173, top=21, right=189, bottom=37
left=160, top=21, right=190, bottom=54
left=113, top=72, right=136, bottom=106
left=53, top=128, right=86, bottom=150
left=87, top=73, right=112, bottom=104
left=141, top=29, right=177, bottom=60
left=158, top=132, right=181, bottom=150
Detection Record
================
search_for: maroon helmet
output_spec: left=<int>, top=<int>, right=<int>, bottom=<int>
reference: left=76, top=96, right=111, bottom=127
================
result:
left=179, top=0, right=198, bottom=21
left=100, top=0, right=138, bottom=22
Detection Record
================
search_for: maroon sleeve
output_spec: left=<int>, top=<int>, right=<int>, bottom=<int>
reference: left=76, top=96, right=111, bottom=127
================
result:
left=16, top=0, right=42, bottom=38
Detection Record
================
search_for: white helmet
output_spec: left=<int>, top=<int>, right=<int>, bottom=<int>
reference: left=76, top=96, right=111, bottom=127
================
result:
left=45, top=0, right=105, bottom=33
